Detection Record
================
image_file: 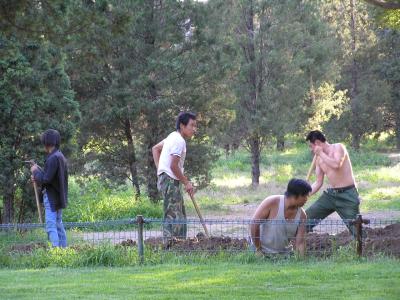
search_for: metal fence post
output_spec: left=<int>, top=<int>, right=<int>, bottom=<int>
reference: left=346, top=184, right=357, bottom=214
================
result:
left=355, top=214, right=362, bottom=257
left=353, top=214, right=370, bottom=257
left=137, top=215, right=144, bottom=264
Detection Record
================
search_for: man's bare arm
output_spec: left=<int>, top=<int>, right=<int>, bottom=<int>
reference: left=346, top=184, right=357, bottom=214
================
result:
left=295, top=209, right=307, bottom=257
left=250, top=198, right=272, bottom=251
left=152, top=140, right=164, bottom=169
left=318, top=144, right=346, bottom=169
left=310, top=164, right=324, bottom=196
left=170, top=155, right=194, bottom=197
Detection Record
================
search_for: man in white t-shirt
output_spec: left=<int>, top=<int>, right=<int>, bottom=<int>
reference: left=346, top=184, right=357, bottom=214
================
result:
left=152, top=112, right=197, bottom=239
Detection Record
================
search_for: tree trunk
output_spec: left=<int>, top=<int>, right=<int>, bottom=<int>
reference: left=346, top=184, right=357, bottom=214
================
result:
left=244, top=1, right=261, bottom=187
left=124, top=118, right=141, bottom=198
left=146, top=142, right=159, bottom=203
left=224, top=144, right=230, bottom=158
left=276, top=135, right=285, bottom=151
left=2, top=184, right=15, bottom=224
left=144, top=79, right=161, bottom=203
left=249, top=135, right=261, bottom=187
left=395, top=109, right=400, bottom=151
left=349, top=0, right=361, bottom=150
left=352, top=134, right=362, bottom=151
left=143, top=118, right=160, bottom=203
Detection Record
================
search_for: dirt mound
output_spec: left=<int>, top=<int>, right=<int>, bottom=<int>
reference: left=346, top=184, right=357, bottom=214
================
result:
left=8, top=223, right=400, bottom=257
left=9, top=242, right=47, bottom=253
left=142, top=233, right=248, bottom=251
left=363, top=224, right=400, bottom=256
left=122, top=223, right=400, bottom=257
left=119, top=239, right=137, bottom=247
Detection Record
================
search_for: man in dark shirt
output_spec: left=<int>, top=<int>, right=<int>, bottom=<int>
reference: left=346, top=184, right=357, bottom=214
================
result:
left=31, top=129, right=68, bottom=247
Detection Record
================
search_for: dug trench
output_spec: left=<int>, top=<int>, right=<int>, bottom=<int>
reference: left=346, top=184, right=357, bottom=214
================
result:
left=120, top=223, right=400, bottom=257
left=6, top=223, right=400, bottom=258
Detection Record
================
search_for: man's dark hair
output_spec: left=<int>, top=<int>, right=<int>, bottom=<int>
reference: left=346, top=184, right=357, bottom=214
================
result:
left=306, top=130, right=326, bottom=143
left=176, top=112, right=196, bottom=131
left=285, top=178, right=312, bottom=197
left=41, top=129, right=61, bottom=149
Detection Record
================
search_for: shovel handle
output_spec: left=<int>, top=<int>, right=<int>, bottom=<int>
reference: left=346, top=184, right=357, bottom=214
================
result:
left=189, top=194, right=209, bottom=237
left=306, top=155, right=317, bottom=182
left=33, top=181, right=43, bottom=223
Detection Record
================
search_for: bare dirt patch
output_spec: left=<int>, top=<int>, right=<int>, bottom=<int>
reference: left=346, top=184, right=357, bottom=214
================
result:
left=9, top=242, right=47, bottom=253
left=117, top=224, right=400, bottom=257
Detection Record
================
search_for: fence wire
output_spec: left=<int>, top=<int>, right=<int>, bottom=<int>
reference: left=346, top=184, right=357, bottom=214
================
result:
left=0, top=217, right=399, bottom=258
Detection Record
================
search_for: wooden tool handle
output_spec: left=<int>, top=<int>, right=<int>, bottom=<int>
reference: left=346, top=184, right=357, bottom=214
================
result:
left=306, top=155, right=317, bottom=182
left=33, top=181, right=43, bottom=223
left=189, top=194, right=209, bottom=237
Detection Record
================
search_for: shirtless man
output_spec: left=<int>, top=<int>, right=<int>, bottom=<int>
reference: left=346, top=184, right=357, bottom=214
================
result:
left=305, top=130, right=360, bottom=235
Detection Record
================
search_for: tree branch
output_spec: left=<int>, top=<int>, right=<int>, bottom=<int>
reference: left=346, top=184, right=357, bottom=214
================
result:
left=364, top=0, right=400, bottom=9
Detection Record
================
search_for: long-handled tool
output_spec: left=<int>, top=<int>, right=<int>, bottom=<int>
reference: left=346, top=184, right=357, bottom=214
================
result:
left=189, top=193, right=209, bottom=237
left=306, top=155, right=317, bottom=182
left=24, top=160, right=43, bottom=223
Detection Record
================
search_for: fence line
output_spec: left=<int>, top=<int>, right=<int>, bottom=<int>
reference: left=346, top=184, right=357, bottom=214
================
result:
left=1, top=215, right=399, bottom=261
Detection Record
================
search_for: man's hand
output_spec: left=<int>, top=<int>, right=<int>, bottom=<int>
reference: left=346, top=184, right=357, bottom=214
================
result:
left=30, top=175, right=35, bottom=183
left=30, top=164, right=39, bottom=173
left=314, top=146, right=323, bottom=156
left=185, top=181, right=194, bottom=198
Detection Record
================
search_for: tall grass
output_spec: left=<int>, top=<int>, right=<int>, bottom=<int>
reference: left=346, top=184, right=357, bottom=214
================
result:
left=65, top=178, right=162, bottom=222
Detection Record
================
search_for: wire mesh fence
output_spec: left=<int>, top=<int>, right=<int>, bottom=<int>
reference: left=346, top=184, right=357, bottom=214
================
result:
left=0, top=216, right=399, bottom=260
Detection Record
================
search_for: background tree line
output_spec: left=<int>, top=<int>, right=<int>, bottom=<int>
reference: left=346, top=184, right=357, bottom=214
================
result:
left=0, top=0, right=399, bottom=223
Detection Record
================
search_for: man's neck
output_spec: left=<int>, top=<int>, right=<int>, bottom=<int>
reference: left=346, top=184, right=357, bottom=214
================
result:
left=322, top=142, right=330, bottom=154
left=284, top=196, right=298, bottom=210
left=46, top=147, right=56, bottom=154
left=177, top=130, right=186, bottom=140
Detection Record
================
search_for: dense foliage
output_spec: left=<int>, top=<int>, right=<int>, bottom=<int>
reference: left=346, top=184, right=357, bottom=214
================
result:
left=0, top=0, right=399, bottom=222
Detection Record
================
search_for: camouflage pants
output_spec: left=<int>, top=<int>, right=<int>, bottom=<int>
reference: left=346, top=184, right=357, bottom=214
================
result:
left=157, top=173, right=187, bottom=239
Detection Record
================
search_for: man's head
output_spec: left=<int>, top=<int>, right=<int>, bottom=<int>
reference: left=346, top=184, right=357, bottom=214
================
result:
left=176, top=112, right=197, bottom=139
left=41, top=129, right=61, bottom=153
left=285, top=178, right=312, bottom=207
left=306, top=130, right=327, bottom=152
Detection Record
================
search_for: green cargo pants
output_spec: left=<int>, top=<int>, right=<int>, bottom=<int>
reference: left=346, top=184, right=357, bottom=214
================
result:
left=157, top=173, right=187, bottom=239
left=306, top=187, right=360, bottom=236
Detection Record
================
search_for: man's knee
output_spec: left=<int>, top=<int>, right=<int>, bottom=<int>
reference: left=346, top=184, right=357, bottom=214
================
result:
left=45, top=219, right=57, bottom=232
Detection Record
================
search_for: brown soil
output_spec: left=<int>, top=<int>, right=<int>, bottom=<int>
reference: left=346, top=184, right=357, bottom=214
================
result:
left=118, top=223, right=400, bottom=257
left=8, top=223, right=400, bottom=257
left=143, top=233, right=248, bottom=252
left=9, top=242, right=47, bottom=253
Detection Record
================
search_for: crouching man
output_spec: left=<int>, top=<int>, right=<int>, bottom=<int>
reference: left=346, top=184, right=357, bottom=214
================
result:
left=250, top=179, right=311, bottom=256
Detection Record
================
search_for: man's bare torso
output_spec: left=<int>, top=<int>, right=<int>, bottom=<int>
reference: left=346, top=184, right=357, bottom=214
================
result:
left=317, top=143, right=356, bottom=188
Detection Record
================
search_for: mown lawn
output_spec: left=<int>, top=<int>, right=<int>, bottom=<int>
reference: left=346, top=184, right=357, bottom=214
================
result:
left=1, top=260, right=399, bottom=299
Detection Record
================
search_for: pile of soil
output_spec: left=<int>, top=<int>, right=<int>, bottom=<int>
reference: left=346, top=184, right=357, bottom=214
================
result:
left=9, top=242, right=47, bottom=253
left=363, top=224, right=400, bottom=256
left=119, top=223, right=400, bottom=257
left=144, top=233, right=248, bottom=252
left=8, top=223, right=400, bottom=257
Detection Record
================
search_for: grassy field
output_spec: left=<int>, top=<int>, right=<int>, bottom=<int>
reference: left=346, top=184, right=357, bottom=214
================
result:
left=1, top=259, right=399, bottom=299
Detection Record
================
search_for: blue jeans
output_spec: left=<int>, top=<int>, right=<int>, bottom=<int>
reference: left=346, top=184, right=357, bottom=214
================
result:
left=43, top=193, right=67, bottom=247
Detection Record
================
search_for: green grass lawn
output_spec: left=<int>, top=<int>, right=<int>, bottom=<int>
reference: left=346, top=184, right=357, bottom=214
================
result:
left=1, top=260, right=399, bottom=299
